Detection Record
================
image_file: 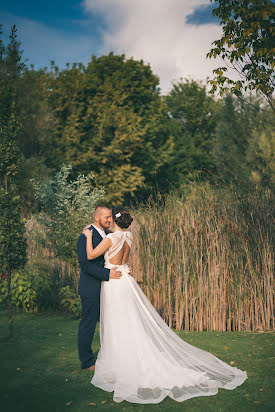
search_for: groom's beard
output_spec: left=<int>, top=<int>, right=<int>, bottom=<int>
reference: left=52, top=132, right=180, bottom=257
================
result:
left=98, top=218, right=111, bottom=231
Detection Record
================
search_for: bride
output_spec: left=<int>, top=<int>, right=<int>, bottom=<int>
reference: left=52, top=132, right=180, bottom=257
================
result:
left=82, top=206, right=247, bottom=404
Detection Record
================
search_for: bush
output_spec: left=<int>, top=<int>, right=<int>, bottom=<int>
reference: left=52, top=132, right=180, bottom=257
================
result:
left=0, top=272, right=37, bottom=312
left=27, top=261, right=64, bottom=311
left=32, top=164, right=105, bottom=268
left=59, top=286, right=81, bottom=319
left=0, top=263, right=80, bottom=316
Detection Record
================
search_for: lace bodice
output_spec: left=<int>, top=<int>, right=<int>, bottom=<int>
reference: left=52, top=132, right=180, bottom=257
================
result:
left=104, top=230, right=133, bottom=264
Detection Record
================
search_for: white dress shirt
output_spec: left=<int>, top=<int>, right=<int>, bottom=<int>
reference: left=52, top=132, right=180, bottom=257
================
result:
left=92, top=224, right=106, bottom=239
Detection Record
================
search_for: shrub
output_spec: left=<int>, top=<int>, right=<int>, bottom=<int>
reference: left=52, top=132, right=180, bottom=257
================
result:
left=0, top=263, right=80, bottom=316
left=0, top=272, right=37, bottom=312
left=59, top=286, right=81, bottom=319
left=32, top=164, right=105, bottom=268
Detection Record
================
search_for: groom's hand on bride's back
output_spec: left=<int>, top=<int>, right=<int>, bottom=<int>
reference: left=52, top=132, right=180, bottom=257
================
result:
left=127, top=265, right=133, bottom=276
left=109, top=267, right=122, bottom=279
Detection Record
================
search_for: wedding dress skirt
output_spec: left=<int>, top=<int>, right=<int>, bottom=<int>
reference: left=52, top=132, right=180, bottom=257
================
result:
left=91, top=263, right=247, bottom=404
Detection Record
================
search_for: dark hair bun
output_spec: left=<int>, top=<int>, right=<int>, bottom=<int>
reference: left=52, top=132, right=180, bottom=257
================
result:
left=112, top=206, right=133, bottom=229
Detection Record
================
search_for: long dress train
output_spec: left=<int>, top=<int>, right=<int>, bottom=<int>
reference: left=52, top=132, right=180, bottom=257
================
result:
left=91, top=231, right=247, bottom=404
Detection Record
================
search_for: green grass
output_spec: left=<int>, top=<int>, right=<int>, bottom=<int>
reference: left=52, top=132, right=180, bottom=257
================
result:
left=0, top=310, right=274, bottom=412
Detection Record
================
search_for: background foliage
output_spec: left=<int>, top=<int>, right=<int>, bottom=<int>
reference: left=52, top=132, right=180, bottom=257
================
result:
left=0, top=11, right=274, bottom=329
left=0, top=24, right=27, bottom=337
left=32, top=164, right=105, bottom=268
left=207, top=0, right=275, bottom=109
left=11, top=54, right=273, bottom=208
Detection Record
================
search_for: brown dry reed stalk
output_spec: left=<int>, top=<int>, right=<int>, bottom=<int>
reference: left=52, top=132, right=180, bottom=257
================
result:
left=133, top=183, right=274, bottom=332
left=25, top=183, right=274, bottom=332
left=25, top=217, right=76, bottom=288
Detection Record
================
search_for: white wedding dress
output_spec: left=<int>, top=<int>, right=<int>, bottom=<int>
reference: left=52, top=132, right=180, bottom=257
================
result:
left=91, top=231, right=247, bottom=404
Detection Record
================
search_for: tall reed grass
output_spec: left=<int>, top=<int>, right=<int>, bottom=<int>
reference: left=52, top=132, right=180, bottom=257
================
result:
left=131, top=183, right=274, bottom=331
left=25, top=183, right=274, bottom=331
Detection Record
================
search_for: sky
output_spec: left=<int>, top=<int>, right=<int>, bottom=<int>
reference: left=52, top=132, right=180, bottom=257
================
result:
left=0, top=0, right=224, bottom=93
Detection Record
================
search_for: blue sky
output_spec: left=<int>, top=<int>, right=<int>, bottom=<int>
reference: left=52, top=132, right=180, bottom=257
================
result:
left=0, top=0, right=220, bottom=92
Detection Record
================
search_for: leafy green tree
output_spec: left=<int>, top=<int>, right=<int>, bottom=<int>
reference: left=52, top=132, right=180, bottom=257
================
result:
left=52, top=88, right=146, bottom=203
left=165, top=79, right=218, bottom=183
left=0, top=25, right=27, bottom=337
left=84, top=53, right=160, bottom=114
left=212, top=93, right=273, bottom=186
left=131, top=96, right=175, bottom=198
left=14, top=66, right=54, bottom=214
left=207, top=0, right=275, bottom=110
left=84, top=54, right=174, bottom=195
left=32, top=164, right=105, bottom=269
left=246, top=111, right=275, bottom=189
left=82, top=92, right=146, bottom=203
left=46, top=53, right=174, bottom=202
left=213, top=95, right=249, bottom=183
left=0, top=33, right=53, bottom=216
left=16, top=66, right=54, bottom=158
left=46, top=61, right=86, bottom=167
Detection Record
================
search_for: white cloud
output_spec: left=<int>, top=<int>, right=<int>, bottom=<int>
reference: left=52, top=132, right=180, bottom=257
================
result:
left=83, top=0, right=224, bottom=93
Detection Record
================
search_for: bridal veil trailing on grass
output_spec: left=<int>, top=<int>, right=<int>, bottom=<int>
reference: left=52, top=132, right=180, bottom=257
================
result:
left=91, top=231, right=247, bottom=404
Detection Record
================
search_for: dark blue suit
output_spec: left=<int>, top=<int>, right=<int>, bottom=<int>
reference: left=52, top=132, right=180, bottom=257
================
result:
left=77, top=225, right=110, bottom=369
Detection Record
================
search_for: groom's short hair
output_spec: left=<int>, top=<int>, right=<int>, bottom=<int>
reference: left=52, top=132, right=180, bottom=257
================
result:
left=94, top=202, right=111, bottom=212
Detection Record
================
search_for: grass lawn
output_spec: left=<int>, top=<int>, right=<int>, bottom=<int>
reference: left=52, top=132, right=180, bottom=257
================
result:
left=0, top=310, right=274, bottom=412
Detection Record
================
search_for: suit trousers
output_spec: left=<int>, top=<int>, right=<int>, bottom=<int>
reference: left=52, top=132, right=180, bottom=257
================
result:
left=78, top=296, right=100, bottom=369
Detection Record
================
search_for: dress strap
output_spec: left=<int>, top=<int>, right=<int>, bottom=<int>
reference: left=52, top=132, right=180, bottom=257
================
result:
left=105, top=231, right=132, bottom=260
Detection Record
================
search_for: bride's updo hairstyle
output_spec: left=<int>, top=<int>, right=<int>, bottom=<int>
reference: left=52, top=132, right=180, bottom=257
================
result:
left=112, top=206, right=133, bottom=229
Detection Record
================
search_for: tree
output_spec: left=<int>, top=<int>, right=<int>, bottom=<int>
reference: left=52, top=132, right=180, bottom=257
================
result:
left=165, top=79, right=218, bottom=184
left=0, top=25, right=27, bottom=337
left=246, top=110, right=275, bottom=189
left=32, top=164, right=105, bottom=269
left=212, top=93, right=274, bottom=187
left=15, top=66, right=54, bottom=214
left=213, top=94, right=249, bottom=183
left=52, top=88, right=146, bottom=203
left=46, top=53, right=174, bottom=202
left=207, top=0, right=275, bottom=110
left=83, top=92, right=146, bottom=203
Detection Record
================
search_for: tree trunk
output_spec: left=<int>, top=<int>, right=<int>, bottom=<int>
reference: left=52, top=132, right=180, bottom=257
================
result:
left=7, top=266, right=13, bottom=338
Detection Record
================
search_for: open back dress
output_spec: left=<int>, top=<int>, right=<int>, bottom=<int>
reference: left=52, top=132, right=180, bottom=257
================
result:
left=91, top=230, right=247, bottom=404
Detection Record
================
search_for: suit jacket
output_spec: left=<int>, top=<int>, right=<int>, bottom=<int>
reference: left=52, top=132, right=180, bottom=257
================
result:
left=77, top=225, right=110, bottom=298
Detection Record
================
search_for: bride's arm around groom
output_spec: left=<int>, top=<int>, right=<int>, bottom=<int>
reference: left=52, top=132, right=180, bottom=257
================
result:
left=77, top=229, right=122, bottom=285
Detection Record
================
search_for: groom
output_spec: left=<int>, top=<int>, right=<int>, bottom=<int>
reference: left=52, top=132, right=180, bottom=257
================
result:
left=77, top=202, right=122, bottom=371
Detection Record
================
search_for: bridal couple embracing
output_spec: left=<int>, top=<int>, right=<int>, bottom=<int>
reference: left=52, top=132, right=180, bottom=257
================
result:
left=77, top=203, right=247, bottom=404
